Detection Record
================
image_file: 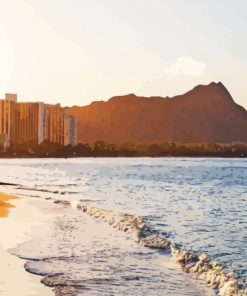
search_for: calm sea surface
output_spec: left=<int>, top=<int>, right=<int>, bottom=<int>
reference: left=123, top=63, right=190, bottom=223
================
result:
left=0, top=158, right=246, bottom=295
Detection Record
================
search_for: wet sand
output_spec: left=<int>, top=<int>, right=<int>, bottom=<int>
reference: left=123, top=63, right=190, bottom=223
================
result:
left=0, top=189, right=241, bottom=296
left=0, top=190, right=217, bottom=296
left=0, top=192, right=53, bottom=296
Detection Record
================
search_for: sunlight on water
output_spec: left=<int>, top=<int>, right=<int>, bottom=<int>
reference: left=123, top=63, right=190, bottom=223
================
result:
left=0, top=157, right=246, bottom=293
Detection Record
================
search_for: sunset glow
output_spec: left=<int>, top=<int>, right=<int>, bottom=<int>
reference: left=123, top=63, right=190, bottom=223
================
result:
left=0, top=0, right=247, bottom=108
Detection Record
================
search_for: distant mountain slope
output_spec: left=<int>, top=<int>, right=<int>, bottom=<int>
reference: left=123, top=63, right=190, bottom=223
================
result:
left=70, top=82, right=247, bottom=144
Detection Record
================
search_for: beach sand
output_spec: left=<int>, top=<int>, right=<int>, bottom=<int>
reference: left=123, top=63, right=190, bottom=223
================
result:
left=0, top=192, right=54, bottom=296
left=0, top=192, right=19, bottom=217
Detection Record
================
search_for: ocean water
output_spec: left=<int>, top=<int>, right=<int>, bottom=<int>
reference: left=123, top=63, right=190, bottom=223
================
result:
left=0, top=157, right=246, bottom=294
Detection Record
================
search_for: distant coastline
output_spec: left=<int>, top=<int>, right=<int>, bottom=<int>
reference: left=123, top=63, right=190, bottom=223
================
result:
left=0, top=141, right=247, bottom=158
left=2, top=82, right=247, bottom=153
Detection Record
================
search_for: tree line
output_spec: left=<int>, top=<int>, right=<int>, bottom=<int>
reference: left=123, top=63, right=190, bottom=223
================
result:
left=0, top=141, right=247, bottom=157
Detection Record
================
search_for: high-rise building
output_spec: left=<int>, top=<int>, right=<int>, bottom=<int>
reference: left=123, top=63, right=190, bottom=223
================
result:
left=0, top=94, right=77, bottom=148
left=0, top=93, right=17, bottom=148
left=16, top=102, right=44, bottom=145
left=64, top=108, right=77, bottom=147
left=43, top=104, right=65, bottom=145
left=38, top=103, right=45, bottom=144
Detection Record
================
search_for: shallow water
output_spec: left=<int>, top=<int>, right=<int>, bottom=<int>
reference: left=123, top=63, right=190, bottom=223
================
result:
left=0, top=157, right=246, bottom=292
left=10, top=199, right=215, bottom=296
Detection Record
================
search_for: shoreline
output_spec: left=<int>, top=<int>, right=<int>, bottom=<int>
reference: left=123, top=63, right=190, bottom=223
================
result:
left=0, top=186, right=246, bottom=296
left=0, top=187, right=216, bottom=296
left=0, top=192, right=54, bottom=296
left=0, top=155, right=246, bottom=159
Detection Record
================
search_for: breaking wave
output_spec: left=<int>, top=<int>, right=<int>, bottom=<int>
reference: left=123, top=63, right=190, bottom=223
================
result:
left=72, top=201, right=246, bottom=296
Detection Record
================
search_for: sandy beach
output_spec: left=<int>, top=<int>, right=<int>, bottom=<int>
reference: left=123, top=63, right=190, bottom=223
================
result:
left=0, top=187, right=218, bottom=296
left=0, top=192, right=53, bottom=296
left=0, top=192, right=19, bottom=218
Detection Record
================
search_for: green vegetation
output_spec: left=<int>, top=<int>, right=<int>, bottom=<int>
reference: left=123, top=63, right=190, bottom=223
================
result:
left=0, top=141, right=247, bottom=158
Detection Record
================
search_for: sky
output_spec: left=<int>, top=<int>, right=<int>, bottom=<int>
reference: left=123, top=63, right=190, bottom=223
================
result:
left=0, top=0, right=247, bottom=108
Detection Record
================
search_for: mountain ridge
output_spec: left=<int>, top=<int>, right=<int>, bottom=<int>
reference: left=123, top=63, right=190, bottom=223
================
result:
left=70, top=82, right=247, bottom=144
left=70, top=82, right=237, bottom=108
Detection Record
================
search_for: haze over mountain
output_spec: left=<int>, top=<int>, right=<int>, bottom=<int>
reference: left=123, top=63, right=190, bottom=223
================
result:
left=70, top=82, right=247, bottom=145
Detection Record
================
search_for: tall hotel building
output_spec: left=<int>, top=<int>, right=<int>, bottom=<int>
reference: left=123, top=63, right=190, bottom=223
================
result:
left=16, top=102, right=44, bottom=145
left=0, top=94, right=77, bottom=148
left=0, top=93, right=17, bottom=148
left=43, top=104, right=65, bottom=145
left=64, top=108, right=77, bottom=147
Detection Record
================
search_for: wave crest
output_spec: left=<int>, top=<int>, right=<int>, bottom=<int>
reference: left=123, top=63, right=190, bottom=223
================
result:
left=73, top=201, right=246, bottom=296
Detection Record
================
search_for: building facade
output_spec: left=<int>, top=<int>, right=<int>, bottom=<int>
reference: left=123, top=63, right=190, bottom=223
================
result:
left=43, top=104, right=65, bottom=145
left=0, top=94, right=77, bottom=148
left=16, top=102, right=44, bottom=145
left=64, top=108, right=77, bottom=147
left=0, top=93, right=17, bottom=148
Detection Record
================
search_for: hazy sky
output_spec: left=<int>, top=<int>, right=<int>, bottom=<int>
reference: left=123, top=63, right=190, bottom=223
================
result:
left=0, top=0, right=247, bottom=108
